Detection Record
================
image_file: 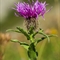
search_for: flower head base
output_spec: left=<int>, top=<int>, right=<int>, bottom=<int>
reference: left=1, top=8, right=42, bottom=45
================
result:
left=13, top=0, right=48, bottom=30
left=25, top=18, right=38, bottom=30
left=14, top=0, right=47, bottom=20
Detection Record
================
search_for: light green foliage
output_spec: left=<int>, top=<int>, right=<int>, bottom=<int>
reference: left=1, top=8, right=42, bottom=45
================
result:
left=7, top=26, right=57, bottom=60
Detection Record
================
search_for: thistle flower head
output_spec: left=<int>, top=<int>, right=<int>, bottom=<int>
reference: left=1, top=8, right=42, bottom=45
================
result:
left=13, top=0, right=48, bottom=30
left=14, top=0, right=47, bottom=20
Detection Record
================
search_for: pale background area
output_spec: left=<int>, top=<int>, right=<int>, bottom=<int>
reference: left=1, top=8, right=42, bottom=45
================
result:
left=0, top=0, right=60, bottom=60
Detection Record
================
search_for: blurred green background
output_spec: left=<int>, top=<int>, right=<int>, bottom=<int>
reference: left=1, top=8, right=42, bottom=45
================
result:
left=0, top=0, right=60, bottom=60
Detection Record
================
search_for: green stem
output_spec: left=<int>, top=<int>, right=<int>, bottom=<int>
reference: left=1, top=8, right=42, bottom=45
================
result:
left=29, top=58, right=37, bottom=60
left=27, top=43, right=38, bottom=60
left=30, top=34, right=34, bottom=43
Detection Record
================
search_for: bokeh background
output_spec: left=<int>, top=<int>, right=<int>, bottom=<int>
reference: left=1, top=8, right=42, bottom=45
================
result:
left=0, top=0, right=60, bottom=60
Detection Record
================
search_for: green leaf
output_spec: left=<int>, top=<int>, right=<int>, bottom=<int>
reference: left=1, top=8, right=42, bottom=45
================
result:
left=48, top=34, right=58, bottom=37
left=36, top=37, right=46, bottom=43
left=10, top=39, right=29, bottom=50
left=39, top=29, right=50, bottom=42
left=10, top=39, right=19, bottom=43
left=20, top=42, right=29, bottom=50
left=35, top=34, right=57, bottom=45
left=6, top=29, right=21, bottom=33
left=19, top=42, right=29, bottom=50
left=16, top=27, right=30, bottom=40
left=32, top=28, right=44, bottom=38
left=32, top=31, right=38, bottom=38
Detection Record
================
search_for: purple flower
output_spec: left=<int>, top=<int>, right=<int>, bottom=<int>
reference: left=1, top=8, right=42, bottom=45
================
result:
left=14, top=0, right=48, bottom=20
left=34, top=1, right=47, bottom=17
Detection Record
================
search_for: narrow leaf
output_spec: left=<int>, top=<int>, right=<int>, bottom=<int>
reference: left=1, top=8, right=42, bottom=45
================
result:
left=6, top=29, right=21, bottom=33
left=35, top=34, right=57, bottom=45
left=39, top=30, right=50, bottom=42
left=16, top=27, right=30, bottom=40
left=32, top=31, right=38, bottom=38
left=10, top=39, right=29, bottom=50
left=19, top=42, right=29, bottom=50
left=10, top=39, right=19, bottom=43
